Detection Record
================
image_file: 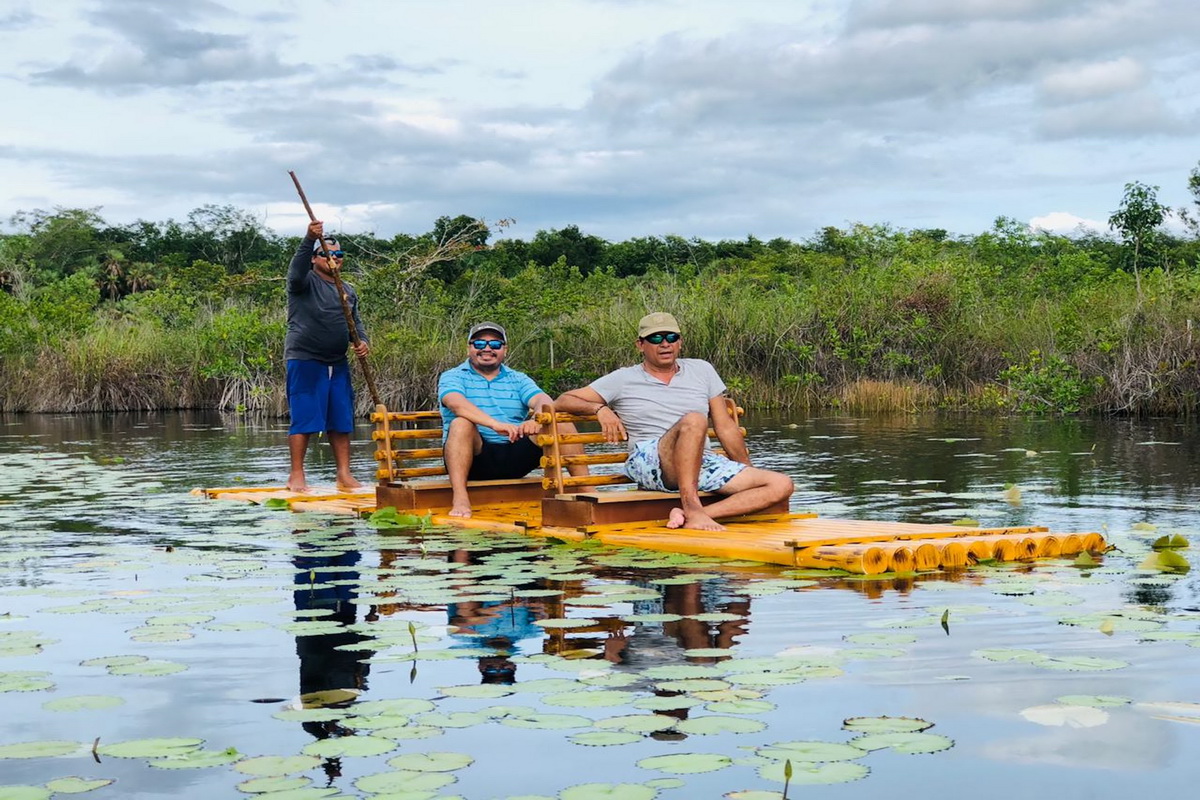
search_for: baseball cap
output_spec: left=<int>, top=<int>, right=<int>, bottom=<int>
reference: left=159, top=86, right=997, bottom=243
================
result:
left=312, top=236, right=340, bottom=252
left=637, top=312, right=681, bottom=338
left=467, top=321, right=507, bottom=341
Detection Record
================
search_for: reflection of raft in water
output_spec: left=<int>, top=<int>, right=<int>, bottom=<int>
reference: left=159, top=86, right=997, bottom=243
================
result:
left=198, top=407, right=1106, bottom=575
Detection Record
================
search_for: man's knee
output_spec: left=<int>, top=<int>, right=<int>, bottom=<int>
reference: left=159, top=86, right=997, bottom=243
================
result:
left=768, top=471, right=795, bottom=501
left=446, top=417, right=478, bottom=441
left=676, top=412, right=707, bottom=431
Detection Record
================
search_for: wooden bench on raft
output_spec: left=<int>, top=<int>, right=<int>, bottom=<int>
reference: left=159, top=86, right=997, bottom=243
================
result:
left=370, top=409, right=547, bottom=510
left=370, top=400, right=789, bottom=527
left=533, top=399, right=790, bottom=528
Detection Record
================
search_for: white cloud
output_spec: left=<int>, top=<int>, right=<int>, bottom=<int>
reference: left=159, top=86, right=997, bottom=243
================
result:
left=1040, top=57, right=1149, bottom=101
left=1029, top=211, right=1107, bottom=235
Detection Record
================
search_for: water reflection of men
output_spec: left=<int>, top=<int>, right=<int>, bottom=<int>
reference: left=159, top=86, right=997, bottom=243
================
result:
left=293, top=540, right=373, bottom=751
left=445, top=549, right=547, bottom=684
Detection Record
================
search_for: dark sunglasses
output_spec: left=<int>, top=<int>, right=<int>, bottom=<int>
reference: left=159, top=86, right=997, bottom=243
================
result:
left=316, top=250, right=345, bottom=259
left=642, top=332, right=681, bottom=344
left=471, top=339, right=505, bottom=350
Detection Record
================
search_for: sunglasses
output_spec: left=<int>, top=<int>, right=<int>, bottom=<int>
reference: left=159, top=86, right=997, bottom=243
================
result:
left=471, top=339, right=505, bottom=350
left=642, top=332, right=681, bottom=344
left=316, top=250, right=345, bottom=259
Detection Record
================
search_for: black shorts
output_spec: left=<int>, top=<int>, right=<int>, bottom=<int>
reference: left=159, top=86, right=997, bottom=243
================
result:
left=463, top=437, right=542, bottom=481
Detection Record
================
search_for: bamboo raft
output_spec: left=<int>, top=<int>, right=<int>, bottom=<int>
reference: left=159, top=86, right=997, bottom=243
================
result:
left=198, top=405, right=1104, bottom=574
left=196, top=485, right=1105, bottom=575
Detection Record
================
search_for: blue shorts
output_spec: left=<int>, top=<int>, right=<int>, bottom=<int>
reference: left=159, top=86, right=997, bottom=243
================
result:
left=287, top=359, right=355, bottom=435
left=624, top=438, right=747, bottom=493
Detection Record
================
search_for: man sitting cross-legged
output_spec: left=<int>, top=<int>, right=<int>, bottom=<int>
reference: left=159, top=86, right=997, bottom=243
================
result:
left=438, top=322, right=586, bottom=518
left=555, top=312, right=793, bottom=531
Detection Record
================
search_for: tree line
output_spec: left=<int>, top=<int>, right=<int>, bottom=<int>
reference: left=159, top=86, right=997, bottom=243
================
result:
left=1, top=166, right=1199, bottom=415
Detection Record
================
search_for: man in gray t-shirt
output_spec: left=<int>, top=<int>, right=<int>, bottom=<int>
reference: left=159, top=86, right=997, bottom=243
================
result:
left=556, top=312, right=793, bottom=531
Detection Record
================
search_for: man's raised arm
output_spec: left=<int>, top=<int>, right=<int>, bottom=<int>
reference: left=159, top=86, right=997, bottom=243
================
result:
left=555, top=388, right=626, bottom=444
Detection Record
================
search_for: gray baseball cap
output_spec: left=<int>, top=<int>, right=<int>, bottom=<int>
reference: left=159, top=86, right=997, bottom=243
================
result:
left=467, top=321, right=507, bottom=341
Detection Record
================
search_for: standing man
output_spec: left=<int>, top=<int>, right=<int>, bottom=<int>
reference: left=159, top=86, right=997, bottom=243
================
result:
left=285, top=220, right=369, bottom=493
left=438, top=322, right=584, bottom=518
left=556, top=312, right=793, bottom=531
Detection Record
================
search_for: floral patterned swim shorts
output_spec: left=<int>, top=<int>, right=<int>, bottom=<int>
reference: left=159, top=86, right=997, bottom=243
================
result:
left=624, top=438, right=747, bottom=493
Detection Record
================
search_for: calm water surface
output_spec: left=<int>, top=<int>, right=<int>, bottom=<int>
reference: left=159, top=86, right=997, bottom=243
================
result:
left=1, top=411, right=1199, bottom=799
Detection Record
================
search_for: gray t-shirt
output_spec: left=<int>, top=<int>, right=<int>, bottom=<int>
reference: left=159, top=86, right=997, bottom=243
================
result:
left=589, top=359, right=727, bottom=448
left=284, top=237, right=368, bottom=364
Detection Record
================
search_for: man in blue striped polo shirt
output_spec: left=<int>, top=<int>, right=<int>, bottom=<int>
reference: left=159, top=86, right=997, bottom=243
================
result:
left=438, top=322, right=582, bottom=518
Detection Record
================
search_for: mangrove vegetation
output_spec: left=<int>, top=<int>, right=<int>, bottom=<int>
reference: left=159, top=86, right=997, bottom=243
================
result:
left=2, top=166, right=1200, bottom=415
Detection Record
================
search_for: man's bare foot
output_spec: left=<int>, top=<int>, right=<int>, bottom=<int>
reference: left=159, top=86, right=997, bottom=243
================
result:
left=286, top=473, right=310, bottom=493
left=667, top=507, right=725, bottom=531
left=448, top=496, right=473, bottom=518
left=336, top=475, right=364, bottom=491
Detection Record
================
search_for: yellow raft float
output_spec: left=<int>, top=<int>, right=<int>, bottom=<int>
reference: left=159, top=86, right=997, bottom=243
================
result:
left=197, top=407, right=1105, bottom=575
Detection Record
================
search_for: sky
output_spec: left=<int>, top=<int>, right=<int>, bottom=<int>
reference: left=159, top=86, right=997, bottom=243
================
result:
left=1, top=0, right=1198, bottom=243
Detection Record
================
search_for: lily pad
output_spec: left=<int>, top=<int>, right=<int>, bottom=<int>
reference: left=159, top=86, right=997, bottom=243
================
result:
left=235, top=776, right=313, bottom=793
left=500, top=713, right=592, bottom=730
left=1020, top=704, right=1109, bottom=728
left=149, top=747, right=242, bottom=769
left=0, top=741, right=81, bottom=759
left=842, top=716, right=932, bottom=733
left=43, top=777, right=115, bottom=794
left=233, top=755, right=323, bottom=776
left=676, top=716, right=767, bottom=735
left=385, top=751, right=474, bottom=772
left=542, top=690, right=636, bottom=708
left=354, top=770, right=456, bottom=794
left=533, top=618, right=599, bottom=629
left=757, top=760, right=869, bottom=785
left=301, top=735, right=395, bottom=758
left=559, top=784, right=658, bottom=800
left=99, top=738, right=203, bottom=759
left=0, top=787, right=51, bottom=800
left=594, top=715, right=678, bottom=734
left=849, top=732, right=954, bottom=754
left=637, top=752, right=732, bottom=774
left=570, top=731, right=642, bottom=747
left=757, top=740, right=867, bottom=763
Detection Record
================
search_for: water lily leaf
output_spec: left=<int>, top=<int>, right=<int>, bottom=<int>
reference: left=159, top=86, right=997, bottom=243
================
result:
left=687, top=612, right=745, bottom=622
left=850, top=732, right=954, bottom=754
left=0, top=741, right=81, bottom=759
left=1020, top=704, right=1109, bottom=728
left=677, top=716, right=767, bottom=735
left=301, top=735, right=395, bottom=758
left=354, top=770, right=456, bottom=794
left=1033, top=655, right=1128, bottom=671
left=756, top=760, right=869, bottom=785
left=373, top=725, right=443, bottom=740
left=415, top=711, right=490, bottom=729
left=0, top=786, right=51, bottom=800
left=342, top=714, right=412, bottom=731
left=842, top=716, right=932, bottom=733
left=632, top=695, right=705, bottom=712
left=594, top=715, right=678, bottom=733
left=637, top=753, right=732, bottom=774
left=273, top=708, right=348, bottom=723
left=43, top=777, right=114, bottom=794
left=642, top=665, right=721, bottom=680
left=579, top=672, right=639, bottom=688
left=1056, top=695, right=1131, bottom=707
left=559, top=783, right=658, bottom=800
left=263, top=498, right=290, bottom=509
left=149, top=747, right=241, bottom=768
left=1139, top=550, right=1190, bottom=573
left=705, top=699, right=775, bottom=715
left=0, top=671, right=54, bottom=693
left=99, top=738, right=203, bottom=759
left=352, top=698, right=437, bottom=716
left=233, top=755, right=323, bottom=776
left=236, top=776, right=312, bottom=793
left=385, top=751, right=474, bottom=772
left=298, top=688, right=358, bottom=707
left=1132, top=522, right=1158, bottom=531
left=570, top=731, right=642, bottom=747
left=500, top=713, right=592, bottom=730
left=757, top=740, right=867, bottom=762
left=542, top=690, right=636, bottom=708
left=972, top=648, right=1042, bottom=663
left=951, top=518, right=980, bottom=527
left=107, top=659, right=187, bottom=677
left=1152, top=534, right=1189, bottom=550
left=80, top=655, right=145, bottom=668
left=533, top=618, right=599, bottom=629
left=1135, top=701, right=1200, bottom=721
left=654, top=678, right=730, bottom=693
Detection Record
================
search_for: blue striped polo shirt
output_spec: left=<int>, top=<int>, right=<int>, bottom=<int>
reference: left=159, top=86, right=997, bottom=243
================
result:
left=437, top=360, right=543, bottom=444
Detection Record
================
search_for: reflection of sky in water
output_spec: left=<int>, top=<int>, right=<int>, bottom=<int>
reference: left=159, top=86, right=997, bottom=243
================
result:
left=1, top=410, right=1200, bottom=798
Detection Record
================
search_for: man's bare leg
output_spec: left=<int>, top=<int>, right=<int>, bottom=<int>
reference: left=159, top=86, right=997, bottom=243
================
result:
left=287, top=433, right=311, bottom=493
left=656, top=413, right=725, bottom=531
left=444, top=418, right=481, bottom=517
left=694, top=467, right=794, bottom=521
left=329, top=432, right=363, bottom=490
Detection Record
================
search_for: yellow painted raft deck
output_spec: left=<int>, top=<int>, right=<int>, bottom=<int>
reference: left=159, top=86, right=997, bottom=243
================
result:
left=196, top=486, right=1105, bottom=575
